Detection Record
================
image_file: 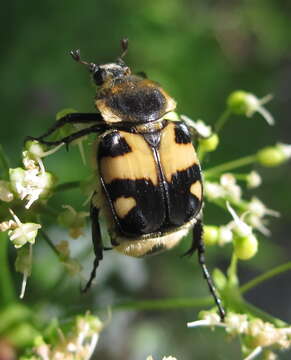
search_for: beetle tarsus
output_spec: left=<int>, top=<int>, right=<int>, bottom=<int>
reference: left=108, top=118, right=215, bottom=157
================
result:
left=192, top=220, right=226, bottom=321
left=82, top=204, right=104, bottom=293
left=81, top=257, right=99, bottom=293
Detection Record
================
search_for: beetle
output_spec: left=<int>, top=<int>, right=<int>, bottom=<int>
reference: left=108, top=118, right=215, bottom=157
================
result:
left=27, top=39, right=225, bottom=320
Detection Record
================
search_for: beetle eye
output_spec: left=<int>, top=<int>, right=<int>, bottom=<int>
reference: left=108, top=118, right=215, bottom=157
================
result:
left=93, top=68, right=105, bottom=86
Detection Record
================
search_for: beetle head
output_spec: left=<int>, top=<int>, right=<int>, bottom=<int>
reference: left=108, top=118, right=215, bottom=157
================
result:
left=70, top=38, right=131, bottom=86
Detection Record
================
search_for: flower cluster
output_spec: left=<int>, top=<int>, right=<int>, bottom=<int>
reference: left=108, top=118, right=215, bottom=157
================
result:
left=21, top=313, right=103, bottom=360
left=181, top=91, right=291, bottom=359
left=188, top=311, right=291, bottom=359
left=9, top=141, right=58, bottom=209
left=203, top=171, right=280, bottom=259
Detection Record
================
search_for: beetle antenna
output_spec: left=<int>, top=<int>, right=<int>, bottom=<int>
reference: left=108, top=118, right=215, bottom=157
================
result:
left=120, top=38, right=129, bottom=58
left=70, top=49, right=98, bottom=73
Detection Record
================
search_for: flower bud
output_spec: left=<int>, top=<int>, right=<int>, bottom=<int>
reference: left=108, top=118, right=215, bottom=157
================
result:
left=203, top=225, right=218, bottom=246
left=9, top=168, right=26, bottom=194
left=257, top=146, right=286, bottom=167
left=62, top=258, right=82, bottom=275
left=58, top=208, right=76, bottom=227
left=227, top=91, right=249, bottom=115
left=199, top=134, right=219, bottom=152
left=58, top=205, right=88, bottom=238
left=76, top=313, right=103, bottom=335
left=212, top=268, right=227, bottom=290
left=25, top=141, right=46, bottom=159
left=0, top=180, right=14, bottom=202
left=246, top=171, right=262, bottom=188
left=233, top=234, right=258, bottom=260
left=227, top=91, right=274, bottom=125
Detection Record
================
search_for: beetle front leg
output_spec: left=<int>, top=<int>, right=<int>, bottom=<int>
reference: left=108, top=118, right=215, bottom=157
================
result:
left=31, top=112, right=104, bottom=142
left=26, top=123, right=108, bottom=148
left=186, top=219, right=226, bottom=321
left=82, top=204, right=104, bottom=293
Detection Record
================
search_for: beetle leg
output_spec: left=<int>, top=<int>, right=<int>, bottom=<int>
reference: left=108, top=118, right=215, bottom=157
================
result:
left=26, top=123, right=107, bottom=147
left=82, top=204, right=104, bottom=292
left=31, top=113, right=104, bottom=141
left=186, top=220, right=226, bottom=321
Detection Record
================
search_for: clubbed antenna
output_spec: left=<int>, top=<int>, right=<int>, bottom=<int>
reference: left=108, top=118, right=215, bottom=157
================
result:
left=70, top=49, right=98, bottom=73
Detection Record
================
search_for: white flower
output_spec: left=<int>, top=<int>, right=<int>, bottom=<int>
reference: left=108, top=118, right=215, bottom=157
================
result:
left=217, top=225, right=233, bottom=246
left=220, top=174, right=242, bottom=202
left=226, top=202, right=252, bottom=237
left=4, top=209, right=41, bottom=248
left=180, top=115, right=212, bottom=138
left=9, top=167, right=54, bottom=209
left=247, top=319, right=291, bottom=349
left=247, top=197, right=279, bottom=218
left=25, top=141, right=64, bottom=160
left=225, top=313, right=248, bottom=335
left=246, top=198, right=279, bottom=236
left=187, top=312, right=222, bottom=328
left=276, top=143, right=291, bottom=159
left=246, top=171, right=262, bottom=188
left=0, top=180, right=14, bottom=202
left=188, top=310, right=291, bottom=358
left=204, top=181, right=225, bottom=200
left=33, top=313, right=103, bottom=360
left=244, top=93, right=274, bottom=126
left=228, top=91, right=274, bottom=126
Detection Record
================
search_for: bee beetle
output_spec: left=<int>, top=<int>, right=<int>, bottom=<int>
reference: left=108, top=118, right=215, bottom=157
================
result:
left=27, top=39, right=225, bottom=320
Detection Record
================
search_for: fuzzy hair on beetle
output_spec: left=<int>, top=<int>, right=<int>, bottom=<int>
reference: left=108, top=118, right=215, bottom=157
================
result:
left=26, top=38, right=225, bottom=320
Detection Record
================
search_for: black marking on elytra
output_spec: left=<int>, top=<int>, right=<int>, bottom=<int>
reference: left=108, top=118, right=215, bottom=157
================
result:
left=99, top=131, right=131, bottom=158
left=167, top=164, right=202, bottom=226
left=174, top=122, right=192, bottom=144
left=98, top=121, right=202, bottom=238
left=104, top=178, right=166, bottom=236
left=143, top=132, right=161, bottom=149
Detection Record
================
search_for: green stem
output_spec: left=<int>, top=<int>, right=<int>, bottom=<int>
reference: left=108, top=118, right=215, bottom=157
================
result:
left=0, top=144, right=10, bottom=180
left=113, top=262, right=291, bottom=314
left=214, top=108, right=232, bottom=133
left=55, top=181, right=81, bottom=192
left=240, top=261, right=291, bottom=295
left=204, top=154, right=257, bottom=178
left=0, top=233, right=16, bottom=306
left=40, top=229, right=61, bottom=258
left=113, top=296, right=212, bottom=311
left=227, top=254, right=239, bottom=287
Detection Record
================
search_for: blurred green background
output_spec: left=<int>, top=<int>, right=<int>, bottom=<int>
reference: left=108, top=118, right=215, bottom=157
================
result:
left=1, top=0, right=291, bottom=359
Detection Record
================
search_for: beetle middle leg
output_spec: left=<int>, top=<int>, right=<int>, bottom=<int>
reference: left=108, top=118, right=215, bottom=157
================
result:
left=185, top=219, right=226, bottom=321
left=82, top=203, right=104, bottom=293
left=26, top=123, right=108, bottom=148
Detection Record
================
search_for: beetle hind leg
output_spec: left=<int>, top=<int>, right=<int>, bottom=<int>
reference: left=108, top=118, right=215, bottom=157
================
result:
left=188, top=220, right=226, bottom=321
left=82, top=204, right=104, bottom=293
